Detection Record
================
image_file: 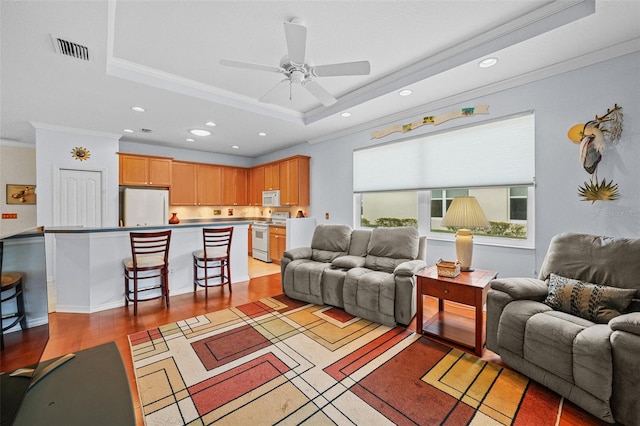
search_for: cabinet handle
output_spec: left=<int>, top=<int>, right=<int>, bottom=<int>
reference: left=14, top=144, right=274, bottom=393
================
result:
left=444, top=289, right=449, bottom=294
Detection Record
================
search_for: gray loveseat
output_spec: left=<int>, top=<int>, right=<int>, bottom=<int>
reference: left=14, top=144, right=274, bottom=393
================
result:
left=486, top=233, right=640, bottom=425
left=281, top=225, right=427, bottom=326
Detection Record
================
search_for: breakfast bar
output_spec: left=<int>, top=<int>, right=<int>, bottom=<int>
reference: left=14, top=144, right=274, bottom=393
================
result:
left=45, top=222, right=250, bottom=313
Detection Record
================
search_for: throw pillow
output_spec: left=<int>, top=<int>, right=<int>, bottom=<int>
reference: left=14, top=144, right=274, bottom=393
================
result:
left=544, top=273, right=637, bottom=323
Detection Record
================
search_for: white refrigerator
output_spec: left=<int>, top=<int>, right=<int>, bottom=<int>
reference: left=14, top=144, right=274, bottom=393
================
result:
left=123, top=188, right=169, bottom=226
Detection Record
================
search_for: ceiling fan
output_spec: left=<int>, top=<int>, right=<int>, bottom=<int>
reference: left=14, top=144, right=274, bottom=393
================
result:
left=219, top=18, right=371, bottom=107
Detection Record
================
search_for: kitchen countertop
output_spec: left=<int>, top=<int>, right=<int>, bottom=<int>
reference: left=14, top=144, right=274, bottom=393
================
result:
left=44, top=220, right=253, bottom=234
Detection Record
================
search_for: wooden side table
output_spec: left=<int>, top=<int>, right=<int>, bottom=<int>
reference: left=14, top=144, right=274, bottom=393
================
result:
left=416, top=266, right=498, bottom=356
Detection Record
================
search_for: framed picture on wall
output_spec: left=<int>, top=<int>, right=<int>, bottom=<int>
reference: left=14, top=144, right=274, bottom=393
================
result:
left=6, top=184, right=36, bottom=205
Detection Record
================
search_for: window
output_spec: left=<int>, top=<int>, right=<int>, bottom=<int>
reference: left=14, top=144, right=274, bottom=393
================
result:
left=430, top=189, right=469, bottom=219
left=353, top=113, right=535, bottom=247
left=509, top=187, right=527, bottom=221
left=359, top=191, right=419, bottom=228
left=358, top=186, right=530, bottom=241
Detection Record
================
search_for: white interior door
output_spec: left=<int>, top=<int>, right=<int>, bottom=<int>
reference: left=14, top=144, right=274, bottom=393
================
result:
left=57, top=169, right=103, bottom=227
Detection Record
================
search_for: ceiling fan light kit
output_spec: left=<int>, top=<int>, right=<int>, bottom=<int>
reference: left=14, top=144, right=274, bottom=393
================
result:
left=220, top=17, right=370, bottom=107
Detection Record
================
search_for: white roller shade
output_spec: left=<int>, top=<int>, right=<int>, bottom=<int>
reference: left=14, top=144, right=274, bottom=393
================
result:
left=354, top=113, right=535, bottom=192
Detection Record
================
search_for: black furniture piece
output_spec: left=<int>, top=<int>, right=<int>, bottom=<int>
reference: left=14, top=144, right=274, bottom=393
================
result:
left=2, top=341, right=135, bottom=426
left=0, top=247, right=26, bottom=350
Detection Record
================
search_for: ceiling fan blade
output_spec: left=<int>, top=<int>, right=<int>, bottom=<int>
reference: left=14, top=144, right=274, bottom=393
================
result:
left=219, top=59, right=282, bottom=74
left=259, top=79, right=290, bottom=104
left=302, top=80, right=337, bottom=107
left=284, top=21, right=307, bottom=65
left=311, top=61, right=371, bottom=77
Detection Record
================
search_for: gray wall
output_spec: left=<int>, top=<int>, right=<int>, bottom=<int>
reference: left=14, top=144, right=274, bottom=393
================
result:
left=123, top=52, right=640, bottom=278
left=258, top=52, right=640, bottom=278
left=119, top=141, right=254, bottom=168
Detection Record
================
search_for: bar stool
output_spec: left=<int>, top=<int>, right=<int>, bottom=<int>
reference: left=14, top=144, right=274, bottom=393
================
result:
left=1, top=241, right=26, bottom=350
left=123, top=230, right=171, bottom=316
left=193, top=227, right=233, bottom=298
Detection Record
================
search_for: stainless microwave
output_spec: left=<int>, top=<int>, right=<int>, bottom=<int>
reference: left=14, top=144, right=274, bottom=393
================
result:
left=262, top=190, right=281, bottom=207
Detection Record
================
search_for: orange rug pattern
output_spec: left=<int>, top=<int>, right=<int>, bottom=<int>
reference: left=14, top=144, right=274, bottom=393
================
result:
left=129, top=294, right=562, bottom=425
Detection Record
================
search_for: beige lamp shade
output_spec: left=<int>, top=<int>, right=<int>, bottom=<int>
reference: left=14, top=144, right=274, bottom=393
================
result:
left=441, top=196, right=489, bottom=272
left=441, top=196, right=489, bottom=228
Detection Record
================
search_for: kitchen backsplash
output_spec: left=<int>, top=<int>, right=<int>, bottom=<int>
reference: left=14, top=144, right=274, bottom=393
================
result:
left=168, top=205, right=310, bottom=221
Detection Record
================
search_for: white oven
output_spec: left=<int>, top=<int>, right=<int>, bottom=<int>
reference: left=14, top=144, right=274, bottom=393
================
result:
left=252, top=222, right=271, bottom=262
left=252, top=212, right=290, bottom=263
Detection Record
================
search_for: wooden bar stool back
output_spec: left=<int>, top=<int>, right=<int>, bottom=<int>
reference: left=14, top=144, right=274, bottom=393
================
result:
left=1, top=241, right=26, bottom=350
left=193, top=227, right=233, bottom=298
left=123, top=230, right=171, bottom=316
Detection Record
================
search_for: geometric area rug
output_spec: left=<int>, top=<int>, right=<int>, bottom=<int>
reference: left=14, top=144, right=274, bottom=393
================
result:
left=129, top=294, right=563, bottom=425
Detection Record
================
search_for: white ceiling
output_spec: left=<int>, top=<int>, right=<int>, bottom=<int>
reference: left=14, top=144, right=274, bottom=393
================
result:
left=1, top=1, right=639, bottom=157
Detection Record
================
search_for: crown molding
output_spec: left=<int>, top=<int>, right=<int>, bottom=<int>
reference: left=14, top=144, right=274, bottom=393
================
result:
left=307, top=37, right=640, bottom=145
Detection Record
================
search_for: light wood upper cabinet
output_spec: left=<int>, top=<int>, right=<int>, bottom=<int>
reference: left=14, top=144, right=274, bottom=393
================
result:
left=221, top=167, right=247, bottom=206
left=279, top=156, right=310, bottom=206
left=170, top=161, right=197, bottom=205
left=167, top=155, right=308, bottom=207
left=264, top=163, right=280, bottom=190
left=119, top=153, right=172, bottom=187
left=197, top=164, right=222, bottom=205
left=248, top=166, right=265, bottom=206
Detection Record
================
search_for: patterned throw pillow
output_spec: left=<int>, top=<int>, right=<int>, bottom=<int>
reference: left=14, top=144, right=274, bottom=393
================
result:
left=544, top=273, right=637, bottom=323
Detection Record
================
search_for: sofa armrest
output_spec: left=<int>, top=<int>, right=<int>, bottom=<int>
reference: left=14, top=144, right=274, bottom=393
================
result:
left=394, top=260, right=427, bottom=277
left=610, top=312, right=640, bottom=335
left=283, top=247, right=312, bottom=261
left=489, top=277, right=548, bottom=301
left=331, top=255, right=366, bottom=269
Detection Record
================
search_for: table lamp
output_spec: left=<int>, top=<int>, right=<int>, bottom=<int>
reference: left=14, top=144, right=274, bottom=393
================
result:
left=441, top=196, right=489, bottom=272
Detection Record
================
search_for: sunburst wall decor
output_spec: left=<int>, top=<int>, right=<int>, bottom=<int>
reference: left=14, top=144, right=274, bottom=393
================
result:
left=71, top=146, right=91, bottom=161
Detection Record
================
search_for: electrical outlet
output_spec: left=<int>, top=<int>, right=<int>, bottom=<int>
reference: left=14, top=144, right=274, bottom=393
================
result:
left=325, top=212, right=329, bottom=220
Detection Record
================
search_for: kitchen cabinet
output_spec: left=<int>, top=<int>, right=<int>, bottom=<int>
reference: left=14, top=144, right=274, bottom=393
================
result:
left=119, top=153, right=172, bottom=187
left=170, top=161, right=197, bottom=205
left=197, top=164, right=223, bottom=205
left=168, top=155, right=308, bottom=207
left=279, top=156, right=310, bottom=206
left=269, top=226, right=286, bottom=264
left=264, top=163, right=280, bottom=191
left=221, top=167, right=247, bottom=206
left=248, top=166, right=264, bottom=206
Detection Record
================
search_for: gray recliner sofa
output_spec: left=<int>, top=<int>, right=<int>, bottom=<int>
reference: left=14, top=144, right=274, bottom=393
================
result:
left=281, top=224, right=427, bottom=326
left=486, top=232, right=640, bottom=425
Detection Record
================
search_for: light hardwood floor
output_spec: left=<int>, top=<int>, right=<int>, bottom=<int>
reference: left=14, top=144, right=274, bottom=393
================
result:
left=29, top=259, right=605, bottom=425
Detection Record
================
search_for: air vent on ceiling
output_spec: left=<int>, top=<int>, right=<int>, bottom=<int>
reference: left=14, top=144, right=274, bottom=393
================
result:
left=50, top=34, right=90, bottom=61
left=140, top=129, right=152, bottom=133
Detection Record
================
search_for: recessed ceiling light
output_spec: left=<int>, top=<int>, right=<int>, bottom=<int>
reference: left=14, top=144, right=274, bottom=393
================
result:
left=189, top=129, right=211, bottom=137
left=205, top=121, right=216, bottom=127
left=340, top=112, right=352, bottom=117
left=123, top=128, right=134, bottom=133
left=257, top=132, right=267, bottom=136
left=398, top=89, right=413, bottom=96
left=130, top=106, right=145, bottom=112
left=186, top=138, right=195, bottom=142
left=231, top=145, right=240, bottom=149
left=478, top=57, right=498, bottom=68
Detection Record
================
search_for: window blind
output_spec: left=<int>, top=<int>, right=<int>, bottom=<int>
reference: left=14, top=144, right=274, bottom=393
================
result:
left=353, top=113, right=535, bottom=192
